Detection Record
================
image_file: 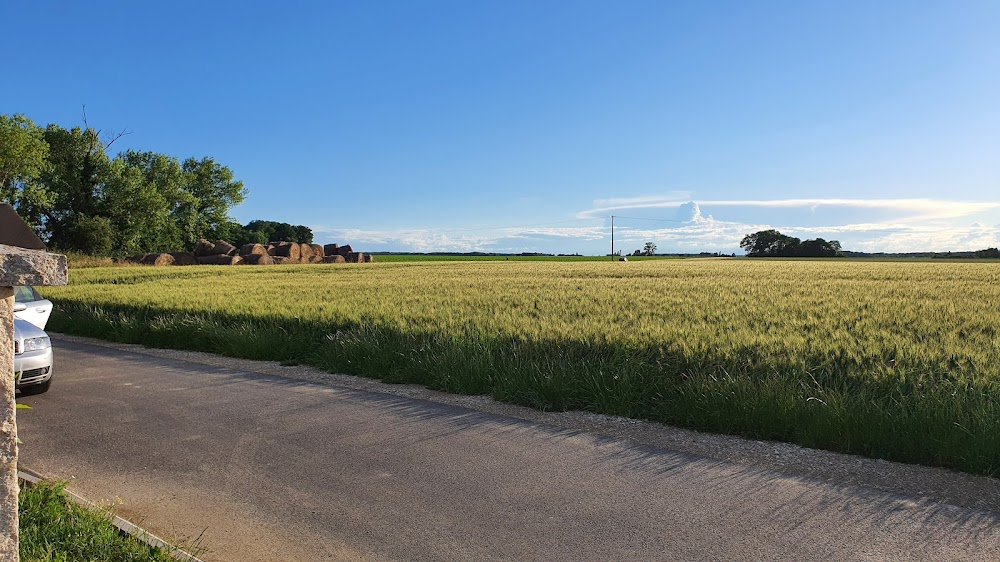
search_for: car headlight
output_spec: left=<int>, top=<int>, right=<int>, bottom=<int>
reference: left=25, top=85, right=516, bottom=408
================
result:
left=22, top=337, right=50, bottom=352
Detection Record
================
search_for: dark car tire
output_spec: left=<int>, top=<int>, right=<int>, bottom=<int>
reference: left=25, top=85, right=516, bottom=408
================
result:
left=18, top=380, right=50, bottom=396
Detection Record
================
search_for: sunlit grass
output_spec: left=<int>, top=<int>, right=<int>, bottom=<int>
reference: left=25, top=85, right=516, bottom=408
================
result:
left=20, top=481, right=179, bottom=562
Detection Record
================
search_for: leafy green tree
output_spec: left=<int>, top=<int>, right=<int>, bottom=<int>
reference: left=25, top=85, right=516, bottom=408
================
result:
left=183, top=157, right=246, bottom=243
left=62, top=215, right=114, bottom=256
left=0, top=114, right=50, bottom=230
left=38, top=125, right=113, bottom=250
left=3, top=113, right=252, bottom=255
left=112, top=150, right=193, bottom=252
left=642, top=242, right=657, bottom=256
left=741, top=230, right=841, bottom=257
left=797, top=238, right=841, bottom=257
left=243, top=220, right=312, bottom=243
left=740, top=230, right=800, bottom=257
left=101, top=157, right=175, bottom=254
left=294, top=225, right=314, bottom=244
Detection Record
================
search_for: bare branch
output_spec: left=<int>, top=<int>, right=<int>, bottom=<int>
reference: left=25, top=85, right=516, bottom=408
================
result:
left=103, top=127, right=133, bottom=150
left=80, top=105, right=133, bottom=151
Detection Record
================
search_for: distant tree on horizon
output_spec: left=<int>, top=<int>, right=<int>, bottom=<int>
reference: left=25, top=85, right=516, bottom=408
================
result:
left=740, top=230, right=841, bottom=257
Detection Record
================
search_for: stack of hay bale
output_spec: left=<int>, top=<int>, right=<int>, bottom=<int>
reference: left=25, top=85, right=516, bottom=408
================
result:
left=320, top=244, right=373, bottom=263
left=121, top=239, right=374, bottom=266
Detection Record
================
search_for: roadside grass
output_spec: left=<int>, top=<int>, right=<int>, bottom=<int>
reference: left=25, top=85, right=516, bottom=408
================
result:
left=20, top=481, right=178, bottom=562
left=41, top=260, right=1000, bottom=476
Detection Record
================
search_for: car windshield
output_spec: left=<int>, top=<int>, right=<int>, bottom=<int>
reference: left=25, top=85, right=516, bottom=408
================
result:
left=14, top=286, right=41, bottom=303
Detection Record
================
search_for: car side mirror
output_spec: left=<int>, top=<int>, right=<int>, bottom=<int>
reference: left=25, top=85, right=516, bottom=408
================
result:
left=12, top=303, right=26, bottom=313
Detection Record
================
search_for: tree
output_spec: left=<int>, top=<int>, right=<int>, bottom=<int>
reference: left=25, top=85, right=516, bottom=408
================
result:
left=37, top=124, right=113, bottom=249
left=0, top=115, right=49, bottom=230
left=62, top=215, right=114, bottom=256
left=642, top=242, right=657, bottom=256
left=2, top=113, right=252, bottom=255
left=244, top=220, right=313, bottom=243
left=797, top=238, right=841, bottom=257
left=741, top=229, right=841, bottom=257
left=183, top=157, right=246, bottom=243
left=101, top=156, right=175, bottom=255
left=294, top=225, right=314, bottom=244
left=740, top=230, right=800, bottom=257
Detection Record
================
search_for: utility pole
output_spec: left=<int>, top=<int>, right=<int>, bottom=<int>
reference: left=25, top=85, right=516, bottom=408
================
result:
left=610, top=215, right=615, bottom=261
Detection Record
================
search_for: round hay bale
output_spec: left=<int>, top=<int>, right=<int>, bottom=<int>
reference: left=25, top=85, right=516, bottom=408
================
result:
left=323, top=243, right=339, bottom=256
left=307, top=254, right=324, bottom=264
left=299, top=243, right=313, bottom=259
left=241, top=243, right=267, bottom=256
left=241, top=253, right=274, bottom=265
left=194, top=238, right=216, bottom=257
left=310, top=244, right=324, bottom=258
left=168, top=251, right=198, bottom=266
left=197, top=254, right=242, bottom=265
left=322, top=255, right=346, bottom=264
left=346, top=252, right=365, bottom=263
left=128, top=253, right=149, bottom=264
left=142, top=253, right=176, bottom=266
left=363, top=254, right=374, bottom=263
left=272, top=256, right=289, bottom=264
left=270, top=242, right=300, bottom=261
left=213, top=240, right=238, bottom=256
left=337, top=244, right=353, bottom=257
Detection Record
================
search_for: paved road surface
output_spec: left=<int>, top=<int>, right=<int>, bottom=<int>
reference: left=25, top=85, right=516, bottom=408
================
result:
left=16, top=336, right=1000, bottom=561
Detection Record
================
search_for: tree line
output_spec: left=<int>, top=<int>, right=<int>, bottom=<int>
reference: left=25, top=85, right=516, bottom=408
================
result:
left=0, top=113, right=311, bottom=255
left=740, top=229, right=842, bottom=257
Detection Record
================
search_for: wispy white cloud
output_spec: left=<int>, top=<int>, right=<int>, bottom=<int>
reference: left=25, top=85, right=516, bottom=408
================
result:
left=577, top=196, right=1000, bottom=221
left=501, top=226, right=607, bottom=240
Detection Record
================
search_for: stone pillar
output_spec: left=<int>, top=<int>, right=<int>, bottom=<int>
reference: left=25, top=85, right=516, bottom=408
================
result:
left=0, top=287, right=13, bottom=561
left=0, top=245, right=67, bottom=562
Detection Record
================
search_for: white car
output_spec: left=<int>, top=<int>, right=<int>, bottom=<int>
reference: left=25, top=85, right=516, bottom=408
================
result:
left=14, top=285, right=52, bottom=330
left=14, top=316, right=52, bottom=395
left=13, top=286, right=54, bottom=395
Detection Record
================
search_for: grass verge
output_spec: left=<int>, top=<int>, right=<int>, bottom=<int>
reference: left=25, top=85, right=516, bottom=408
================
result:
left=20, top=480, right=180, bottom=562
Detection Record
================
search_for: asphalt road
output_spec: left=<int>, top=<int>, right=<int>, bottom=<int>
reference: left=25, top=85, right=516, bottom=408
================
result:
left=16, top=336, right=1000, bottom=562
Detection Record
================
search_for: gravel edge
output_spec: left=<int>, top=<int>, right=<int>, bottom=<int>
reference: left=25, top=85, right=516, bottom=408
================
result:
left=50, top=332, right=1000, bottom=514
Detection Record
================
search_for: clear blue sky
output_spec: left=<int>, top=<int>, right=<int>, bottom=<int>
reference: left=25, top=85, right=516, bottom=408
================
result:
left=4, top=1, right=999, bottom=254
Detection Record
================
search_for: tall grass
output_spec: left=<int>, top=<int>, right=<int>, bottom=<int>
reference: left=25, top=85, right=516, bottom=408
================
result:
left=43, top=260, right=1000, bottom=476
left=62, top=252, right=122, bottom=269
left=20, top=481, right=178, bottom=562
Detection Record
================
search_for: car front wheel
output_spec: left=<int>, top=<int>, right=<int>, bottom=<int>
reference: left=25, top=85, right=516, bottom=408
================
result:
left=18, top=380, right=50, bottom=396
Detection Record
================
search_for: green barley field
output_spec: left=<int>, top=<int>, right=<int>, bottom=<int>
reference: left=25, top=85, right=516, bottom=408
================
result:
left=43, top=259, right=1000, bottom=475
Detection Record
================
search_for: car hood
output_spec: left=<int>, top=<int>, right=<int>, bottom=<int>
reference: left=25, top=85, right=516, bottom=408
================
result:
left=14, top=318, right=47, bottom=340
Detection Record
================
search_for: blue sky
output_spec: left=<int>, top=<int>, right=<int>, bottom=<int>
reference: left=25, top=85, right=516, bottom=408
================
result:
left=4, top=1, right=999, bottom=254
